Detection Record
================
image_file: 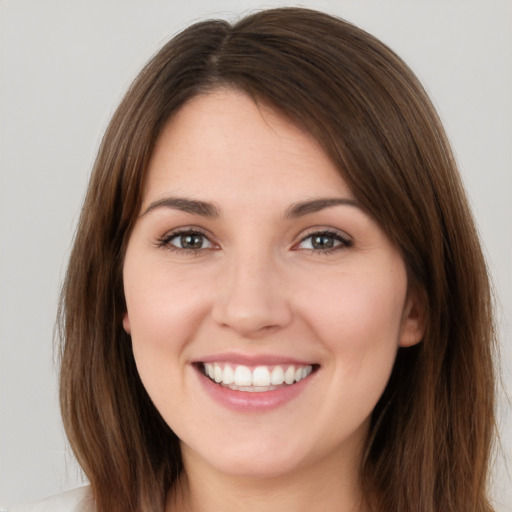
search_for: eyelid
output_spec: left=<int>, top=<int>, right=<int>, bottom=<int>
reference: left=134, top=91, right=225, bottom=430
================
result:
left=293, top=228, right=353, bottom=252
left=155, top=226, right=352, bottom=254
left=156, top=226, right=219, bottom=253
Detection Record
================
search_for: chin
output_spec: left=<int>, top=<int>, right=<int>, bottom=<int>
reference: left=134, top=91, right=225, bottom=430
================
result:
left=181, top=433, right=314, bottom=480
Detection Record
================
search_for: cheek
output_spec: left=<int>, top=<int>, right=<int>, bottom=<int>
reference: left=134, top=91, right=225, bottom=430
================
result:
left=301, top=264, right=407, bottom=341
left=123, top=265, right=211, bottom=424
left=123, top=260, right=210, bottom=385
left=299, top=270, right=407, bottom=428
left=297, top=267, right=407, bottom=381
left=125, top=261, right=203, bottom=334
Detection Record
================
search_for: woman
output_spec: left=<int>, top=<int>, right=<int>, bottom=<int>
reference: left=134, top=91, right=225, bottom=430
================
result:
left=15, top=7, right=496, bottom=512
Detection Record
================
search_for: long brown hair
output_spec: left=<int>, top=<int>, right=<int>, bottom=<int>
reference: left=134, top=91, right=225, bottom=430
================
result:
left=59, top=7, right=496, bottom=511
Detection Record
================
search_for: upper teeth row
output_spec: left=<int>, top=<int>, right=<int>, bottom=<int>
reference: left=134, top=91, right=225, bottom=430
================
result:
left=203, top=363, right=313, bottom=387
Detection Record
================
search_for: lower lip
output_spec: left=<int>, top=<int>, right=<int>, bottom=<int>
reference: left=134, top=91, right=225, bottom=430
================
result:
left=195, top=367, right=315, bottom=412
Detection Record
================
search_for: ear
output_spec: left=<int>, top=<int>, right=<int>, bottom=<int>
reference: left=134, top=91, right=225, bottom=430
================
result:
left=122, top=312, right=131, bottom=334
left=398, top=290, right=425, bottom=347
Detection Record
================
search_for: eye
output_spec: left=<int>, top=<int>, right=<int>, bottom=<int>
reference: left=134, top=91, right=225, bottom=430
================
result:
left=158, top=230, right=215, bottom=252
left=296, top=230, right=352, bottom=252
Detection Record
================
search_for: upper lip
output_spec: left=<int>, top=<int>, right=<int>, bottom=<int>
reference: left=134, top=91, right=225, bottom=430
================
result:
left=193, top=352, right=316, bottom=366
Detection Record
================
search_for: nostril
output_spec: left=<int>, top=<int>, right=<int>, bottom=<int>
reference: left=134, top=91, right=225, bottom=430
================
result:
left=212, top=298, right=292, bottom=337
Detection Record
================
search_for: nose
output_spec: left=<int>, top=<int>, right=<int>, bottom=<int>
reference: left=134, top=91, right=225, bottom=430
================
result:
left=211, top=250, right=293, bottom=338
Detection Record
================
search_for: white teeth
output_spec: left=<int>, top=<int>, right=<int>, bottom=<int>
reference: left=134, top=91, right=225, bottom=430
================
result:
left=270, top=366, right=285, bottom=385
left=252, top=366, right=271, bottom=387
left=284, top=366, right=295, bottom=385
left=213, top=363, right=223, bottom=383
left=203, top=363, right=313, bottom=388
left=222, top=365, right=234, bottom=385
left=233, top=365, right=252, bottom=386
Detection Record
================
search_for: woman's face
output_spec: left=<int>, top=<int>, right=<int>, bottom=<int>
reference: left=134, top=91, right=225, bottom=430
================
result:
left=122, top=90, right=423, bottom=480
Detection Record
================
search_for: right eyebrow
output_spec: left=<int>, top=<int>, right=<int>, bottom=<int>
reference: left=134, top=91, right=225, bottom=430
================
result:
left=140, top=197, right=219, bottom=218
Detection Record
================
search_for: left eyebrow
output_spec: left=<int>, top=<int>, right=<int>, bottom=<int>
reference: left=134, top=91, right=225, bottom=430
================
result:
left=284, top=198, right=360, bottom=219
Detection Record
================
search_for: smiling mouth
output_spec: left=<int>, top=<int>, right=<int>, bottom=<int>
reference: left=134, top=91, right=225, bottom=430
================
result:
left=200, top=363, right=317, bottom=392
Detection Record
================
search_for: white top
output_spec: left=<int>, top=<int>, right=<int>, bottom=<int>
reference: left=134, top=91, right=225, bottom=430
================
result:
left=9, top=487, right=94, bottom=512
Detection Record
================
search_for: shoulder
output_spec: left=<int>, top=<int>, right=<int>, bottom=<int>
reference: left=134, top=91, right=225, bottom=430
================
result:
left=10, top=487, right=94, bottom=512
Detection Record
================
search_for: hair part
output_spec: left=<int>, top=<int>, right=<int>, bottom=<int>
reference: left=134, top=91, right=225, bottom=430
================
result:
left=59, top=7, right=496, bottom=511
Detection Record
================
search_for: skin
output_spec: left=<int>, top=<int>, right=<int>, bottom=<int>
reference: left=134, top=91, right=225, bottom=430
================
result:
left=122, top=89, right=424, bottom=512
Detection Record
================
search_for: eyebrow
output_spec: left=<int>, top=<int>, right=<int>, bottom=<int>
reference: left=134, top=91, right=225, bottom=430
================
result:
left=141, top=197, right=219, bottom=217
left=284, top=198, right=360, bottom=218
left=141, top=196, right=359, bottom=219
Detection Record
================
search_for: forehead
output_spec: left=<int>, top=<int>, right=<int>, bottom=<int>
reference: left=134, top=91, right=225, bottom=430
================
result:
left=143, top=89, right=353, bottom=207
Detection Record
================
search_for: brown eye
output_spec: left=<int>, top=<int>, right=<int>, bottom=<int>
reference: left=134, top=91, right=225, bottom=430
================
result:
left=297, top=231, right=352, bottom=252
left=164, top=231, right=213, bottom=251
left=179, top=233, right=205, bottom=249
left=311, top=234, right=336, bottom=249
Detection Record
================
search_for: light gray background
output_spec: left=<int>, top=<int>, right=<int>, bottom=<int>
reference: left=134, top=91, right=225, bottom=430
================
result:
left=1, top=0, right=511, bottom=509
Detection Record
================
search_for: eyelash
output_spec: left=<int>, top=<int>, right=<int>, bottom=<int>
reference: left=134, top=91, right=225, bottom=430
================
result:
left=156, top=229, right=353, bottom=255
left=294, top=230, right=353, bottom=254
left=156, top=229, right=216, bottom=255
